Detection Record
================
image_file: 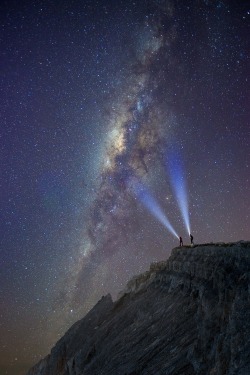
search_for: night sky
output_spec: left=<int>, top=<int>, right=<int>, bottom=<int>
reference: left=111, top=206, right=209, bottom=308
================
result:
left=0, top=1, right=249, bottom=374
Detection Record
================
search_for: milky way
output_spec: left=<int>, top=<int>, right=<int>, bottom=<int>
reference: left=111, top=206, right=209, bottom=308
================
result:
left=61, top=3, right=184, bottom=313
left=1, top=1, right=249, bottom=374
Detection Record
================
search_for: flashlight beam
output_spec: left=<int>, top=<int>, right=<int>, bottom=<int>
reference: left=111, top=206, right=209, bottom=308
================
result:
left=130, top=180, right=179, bottom=239
left=166, top=148, right=191, bottom=235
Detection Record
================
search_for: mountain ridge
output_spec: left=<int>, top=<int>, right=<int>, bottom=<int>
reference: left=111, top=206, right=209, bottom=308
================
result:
left=27, top=241, right=250, bottom=375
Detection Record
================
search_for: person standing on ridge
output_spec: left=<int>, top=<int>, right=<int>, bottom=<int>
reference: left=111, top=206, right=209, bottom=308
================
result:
left=179, top=236, right=183, bottom=247
left=190, top=234, right=194, bottom=245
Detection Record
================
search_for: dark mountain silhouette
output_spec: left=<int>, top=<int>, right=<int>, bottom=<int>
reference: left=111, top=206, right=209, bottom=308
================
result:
left=27, top=241, right=250, bottom=375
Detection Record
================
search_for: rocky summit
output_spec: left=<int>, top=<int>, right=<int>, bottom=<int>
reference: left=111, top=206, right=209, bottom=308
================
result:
left=27, top=241, right=250, bottom=375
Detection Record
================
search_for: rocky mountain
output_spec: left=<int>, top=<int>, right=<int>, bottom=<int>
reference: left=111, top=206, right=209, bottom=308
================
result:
left=27, top=241, right=250, bottom=375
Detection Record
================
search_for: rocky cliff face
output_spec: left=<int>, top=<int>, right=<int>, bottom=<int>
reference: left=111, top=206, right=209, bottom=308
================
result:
left=27, top=241, right=250, bottom=375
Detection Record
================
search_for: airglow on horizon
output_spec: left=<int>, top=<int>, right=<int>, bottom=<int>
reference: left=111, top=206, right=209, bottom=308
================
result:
left=129, top=179, right=179, bottom=239
left=166, top=148, right=191, bottom=235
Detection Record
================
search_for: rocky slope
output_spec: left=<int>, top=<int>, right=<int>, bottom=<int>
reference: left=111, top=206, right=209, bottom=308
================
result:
left=27, top=241, right=250, bottom=375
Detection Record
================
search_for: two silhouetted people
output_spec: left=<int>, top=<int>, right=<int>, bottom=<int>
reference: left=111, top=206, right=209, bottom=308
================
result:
left=179, top=234, right=194, bottom=247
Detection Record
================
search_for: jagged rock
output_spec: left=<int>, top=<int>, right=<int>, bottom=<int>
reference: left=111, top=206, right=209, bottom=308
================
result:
left=27, top=242, right=250, bottom=375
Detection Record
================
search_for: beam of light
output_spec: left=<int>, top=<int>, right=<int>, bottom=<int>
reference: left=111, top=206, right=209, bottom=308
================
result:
left=166, top=147, right=191, bottom=235
left=129, top=179, right=179, bottom=239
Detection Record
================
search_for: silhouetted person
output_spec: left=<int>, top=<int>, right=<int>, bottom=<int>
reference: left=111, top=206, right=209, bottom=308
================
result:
left=190, top=234, right=194, bottom=245
left=179, top=236, right=183, bottom=247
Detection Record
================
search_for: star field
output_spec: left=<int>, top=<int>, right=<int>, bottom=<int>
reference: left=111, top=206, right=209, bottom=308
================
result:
left=0, top=1, right=249, bottom=374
